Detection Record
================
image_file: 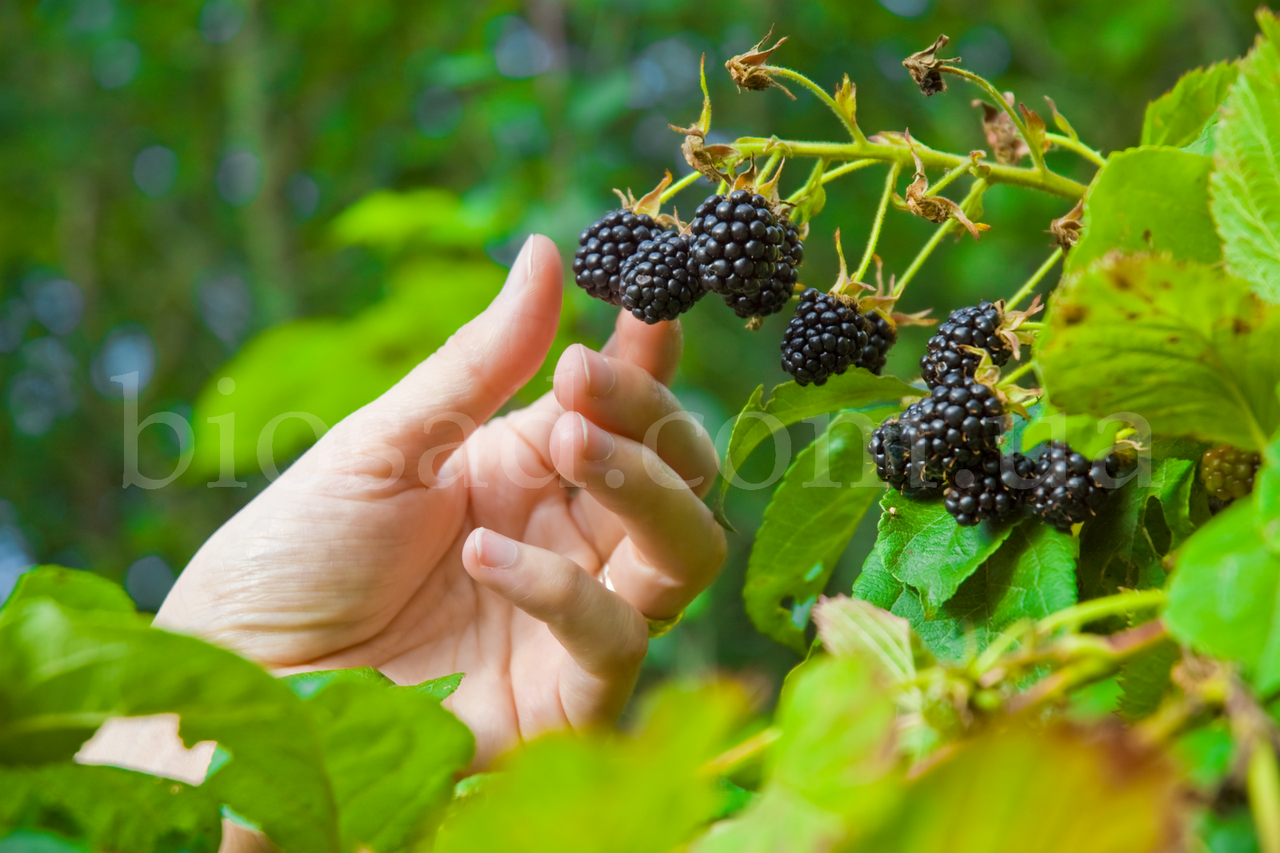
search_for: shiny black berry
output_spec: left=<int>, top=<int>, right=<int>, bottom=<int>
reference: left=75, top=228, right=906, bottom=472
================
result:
left=856, top=310, right=897, bottom=375
left=919, top=301, right=1011, bottom=388
left=724, top=215, right=803, bottom=319
left=618, top=231, right=703, bottom=324
left=870, top=418, right=914, bottom=493
left=944, top=451, right=1036, bottom=527
left=780, top=288, right=867, bottom=386
left=899, top=373, right=1007, bottom=486
left=690, top=190, right=784, bottom=301
left=1030, top=441, right=1124, bottom=533
left=572, top=210, right=658, bottom=304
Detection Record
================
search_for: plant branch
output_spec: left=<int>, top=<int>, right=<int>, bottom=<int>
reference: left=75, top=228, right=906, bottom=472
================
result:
left=659, top=170, right=705, bottom=204
left=702, top=727, right=782, bottom=776
left=732, top=137, right=1085, bottom=199
left=893, top=179, right=987, bottom=299
left=762, top=65, right=865, bottom=143
left=999, top=360, right=1036, bottom=386
left=940, top=66, right=1048, bottom=174
left=1250, top=743, right=1280, bottom=853
left=925, top=157, right=977, bottom=198
left=1036, top=588, right=1166, bottom=636
left=1006, top=247, right=1064, bottom=310
left=853, top=163, right=901, bottom=283
left=1045, top=132, right=1105, bottom=167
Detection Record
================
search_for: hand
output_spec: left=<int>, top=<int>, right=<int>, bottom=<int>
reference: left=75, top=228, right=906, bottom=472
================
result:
left=155, top=235, right=726, bottom=767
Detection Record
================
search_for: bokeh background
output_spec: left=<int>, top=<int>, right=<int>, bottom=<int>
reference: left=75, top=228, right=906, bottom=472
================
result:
left=0, top=0, right=1262, bottom=692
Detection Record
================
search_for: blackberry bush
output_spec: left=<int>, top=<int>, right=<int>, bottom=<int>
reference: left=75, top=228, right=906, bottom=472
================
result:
left=571, top=209, right=658, bottom=304
left=779, top=288, right=866, bottom=386
left=618, top=230, right=703, bottom=324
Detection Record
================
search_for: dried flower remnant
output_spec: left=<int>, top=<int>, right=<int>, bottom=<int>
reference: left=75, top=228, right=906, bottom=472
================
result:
left=901, top=134, right=989, bottom=240
left=975, top=93, right=1031, bottom=166
left=725, top=28, right=795, bottom=99
left=1050, top=200, right=1085, bottom=251
left=903, top=34, right=960, bottom=97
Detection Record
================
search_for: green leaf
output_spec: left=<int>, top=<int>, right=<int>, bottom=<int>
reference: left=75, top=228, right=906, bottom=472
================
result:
left=301, top=677, right=474, bottom=853
left=744, top=413, right=888, bottom=653
left=284, top=667, right=396, bottom=699
left=812, top=595, right=920, bottom=687
left=329, top=188, right=511, bottom=253
left=1141, top=62, right=1238, bottom=149
left=438, top=682, right=746, bottom=853
left=1116, top=639, right=1181, bottom=723
left=850, top=559, right=903, bottom=611
left=889, top=522, right=1078, bottom=661
left=1166, top=499, right=1280, bottom=694
left=860, top=490, right=1015, bottom=618
left=1020, top=402, right=1127, bottom=460
left=0, top=599, right=338, bottom=853
left=717, top=371, right=917, bottom=505
left=4, top=566, right=136, bottom=615
left=1069, top=147, right=1222, bottom=272
left=1211, top=12, right=1280, bottom=301
left=0, top=764, right=222, bottom=853
left=850, top=723, right=1187, bottom=853
left=1038, top=253, right=1280, bottom=451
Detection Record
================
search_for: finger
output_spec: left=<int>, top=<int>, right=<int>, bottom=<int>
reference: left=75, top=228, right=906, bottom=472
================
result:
left=549, top=412, right=727, bottom=618
left=600, top=312, right=682, bottom=386
left=337, top=235, right=563, bottom=476
left=461, top=528, right=648, bottom=681
left=553, top=344, right=718, bottom=494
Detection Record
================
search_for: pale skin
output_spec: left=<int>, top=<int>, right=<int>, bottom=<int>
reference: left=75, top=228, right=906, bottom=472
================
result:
left=85, top=235, right=726, bottom=850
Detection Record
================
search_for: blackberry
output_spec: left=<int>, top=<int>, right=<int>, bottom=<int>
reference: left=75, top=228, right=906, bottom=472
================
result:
left=856, top=310, right=897, bottom=375
left=1030, top=441, right=1124, bottom=533
left=780, top=288, right=867, bottom=386
left=725, top=216, right=804, bottom=319
left=1200, top=444, right=1261, bottom=509
left=690, top=190, right=784, bottom=300
left=899, top=373, right=1006, bottom=486
left=618, top=230, right=702, bottom=324
left=944, top=451, right=1036, bottom=527
left=870, top=417, right=939, bottom=496
left=919, top=301, right=1012, bottom=387
left=572, top=209, right=658, bottom=304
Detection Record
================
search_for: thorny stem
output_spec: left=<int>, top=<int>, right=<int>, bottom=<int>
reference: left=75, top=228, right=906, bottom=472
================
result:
left=1006, top=247, right=1064, bottom=310
left=659, top=169, right=705, bottom=204
left=893, top=179, right=988, bottom=299
left=762, top=65, right=866, bottom=144
left=853, top=163, right=902, bottom=283
left=733, top=138, right=1086, bottom=199
left=1250, top=743, right=1280, bottom=853
left=1045, top=132, right=1106, bottom=167
left=701, top=727, right=782, bottom=776
left=1037, top=588, right=1167, bottom=636
left=940, top=66, right=1048, bottom=174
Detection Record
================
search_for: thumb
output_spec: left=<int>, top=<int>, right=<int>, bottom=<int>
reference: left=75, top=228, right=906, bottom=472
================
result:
left=341, top=235, right=563, bottom=479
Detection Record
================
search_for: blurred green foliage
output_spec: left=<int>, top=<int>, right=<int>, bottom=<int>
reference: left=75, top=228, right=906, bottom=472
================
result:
left=0, top=0, right=1263, bottom=690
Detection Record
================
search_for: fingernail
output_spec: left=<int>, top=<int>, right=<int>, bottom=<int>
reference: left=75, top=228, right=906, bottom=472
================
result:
left=475, top=529, right=519, bottom=569
left=579, top=346, right=616, bottom=398
left=578, top=414, right=615, bottom=462
left=501, top=236, right=535, bottom=296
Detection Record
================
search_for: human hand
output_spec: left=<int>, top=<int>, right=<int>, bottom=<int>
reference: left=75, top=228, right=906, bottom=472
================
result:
left=155, top=235, right=726, bottom=767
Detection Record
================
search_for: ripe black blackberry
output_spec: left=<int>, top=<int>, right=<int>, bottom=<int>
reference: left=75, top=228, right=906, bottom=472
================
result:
left=856, top=310, right=897, bottom=375
left=919, top=301, right=1012, bottom=387
left=779, top=288, right=867, bottom=386
left=690, top=190, right=784, bottom=301
left=725, top=216, right=804, bottom=319
left=572, top=210, right=658, bottom=305
left=944, top=451, right=1035, bottom=527
left=1200, top=444, right=1261, bottom=511
left=618, top=230, right=702, bottom=324
left=899, top=372, right=1006, bottom=486
left=870, top=418, right=911, bottom=493
left=1030, top=441, right=1124, bottom=533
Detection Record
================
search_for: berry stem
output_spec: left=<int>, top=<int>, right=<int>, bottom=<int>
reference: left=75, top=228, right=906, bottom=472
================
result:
left=762, top=65, right=866, bottom=144
left=732, top=137, right=1085, bottom=199
left=924, top=156, right=977, bottom=198
left=758, top=148, right=784, bottom=185
left=659, top=170, right=705, bottom=204
left=892, top=179, right=988, bottom=299
left=701, top=726, right=782, bottom=776
left=939, top=66, right=1048, bottom=174
left=1035, top=588, right=1166, bottom=636
left=1005, top=247, right=1064, bottom=310
left=1249, top=742, right=1280, bottom=853
left=1046, top=132, right=1105, bottom=167
left=998, top=360, right=1036, bottom=386
left=853, top=162, right=902, bottom=283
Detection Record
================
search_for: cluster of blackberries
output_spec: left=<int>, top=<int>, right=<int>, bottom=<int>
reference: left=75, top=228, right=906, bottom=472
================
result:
left=1200, top=444, right=1261, bottom=513
left=572, top=190, right=802, bottom=326
left=870, top=300, right=1125, bottom=531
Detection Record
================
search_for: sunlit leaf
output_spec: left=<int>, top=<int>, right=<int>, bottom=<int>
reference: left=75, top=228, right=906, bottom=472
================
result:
left=1141, top=62, right=1238, bottom=149
left=4, top=566, right=136, bottom=616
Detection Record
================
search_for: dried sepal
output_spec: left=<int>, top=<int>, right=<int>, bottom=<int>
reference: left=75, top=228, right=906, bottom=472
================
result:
left=1050, top=199, right=1085, bottom=251
left=725, top=28, right=795, bottom=99
left=827, top=228, right=871, bottom=304
left=1019, top=103, right=1050, bottom=155
left=902, top=34, right=960, bottom=97
left=670, top=55, right=737, bottom=183
left=730, top=158, right=759, bottom=195
left=611, top=170, right=673, bottom=220
left=756, top=157, right=786, bottom=208
left=745, top=315, right=765, bottom=332
left=889, top=307, right=936, bottom=328
left=1043, top=96, right=1078, bottom=142
left=834, top=74, right=857, bottom=125
left=993, top=295, right=1044, bottom=361
left=974, top=92, right=1030, bottom=166
left=902, top=132, right=990, bottom=240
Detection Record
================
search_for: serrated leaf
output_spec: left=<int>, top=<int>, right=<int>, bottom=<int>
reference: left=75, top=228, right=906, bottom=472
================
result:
left=1116, top=639, right=1181, bottom=723
left=1038, top=253, right=1280, bottom=451
left=1211, top=13, right=1280, bottom=301
left=4, top=566, right=136, bottom=615
left=860, top=490, right=1015, bottom=618
left=1141, top=62, right=1239, bottom=149
left=812, top=595, right=916, bottom=686
left=0, top=764, right=222, bottom=853
left=0, top=597, right=338, bottom=853
left=889, top=522, right=1078, bottom=661
left=744, top=413, right=888, bottom=653
left=301, top=677, right=474, bottom=853
left=1020, top=403, right=1127, bottom=460
left=850, top=558, right=904, bottom=611
left=717, top=371, right=917, bottom=505
left=1069, top=147, right=1222, bottom=272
